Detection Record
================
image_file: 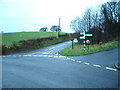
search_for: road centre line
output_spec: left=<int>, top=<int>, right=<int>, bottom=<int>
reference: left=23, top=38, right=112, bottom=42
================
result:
left=93, top=64, right=101, bottom=68
left=70, top=59, right=75, bottom=61
left=76, top=61, right=82, bottom=63
left=84, top=62, right=90, bottom=65
left=105, top=67, right=117, bottom=71
left=66, top=57, right=71, bottom=59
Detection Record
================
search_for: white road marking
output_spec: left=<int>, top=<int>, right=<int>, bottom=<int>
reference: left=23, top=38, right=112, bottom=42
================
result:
left=66, top=57, right=71, bottom=59
left=93, top=64, right=101, bottom=68
left=84, top=62, right=90, bottom=65
left=42, top=51, right=51, bottom=54
left=53, top=56, right=59, bottom=58
left=2, top=54, right=118, bottom=72
left=48, top=55, right=53, bottom=57
left=71, top=59, right=75, bottom=61
left=106, top=67, right=117, bottom=71
left=76, top=61, right=82, bottom=63
left=24, top=55, right=32, bottom=56
left=37, top=55, right=42, bottom=56
left=59, top=56, right=66, bottom=58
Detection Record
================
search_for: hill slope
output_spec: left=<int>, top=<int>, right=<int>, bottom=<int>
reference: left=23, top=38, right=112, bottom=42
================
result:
left=2, top=32, right=68, bottom=46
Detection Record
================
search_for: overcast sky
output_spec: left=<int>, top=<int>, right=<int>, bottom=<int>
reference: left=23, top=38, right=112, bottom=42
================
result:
left=0, top=0, right=109, bottom=33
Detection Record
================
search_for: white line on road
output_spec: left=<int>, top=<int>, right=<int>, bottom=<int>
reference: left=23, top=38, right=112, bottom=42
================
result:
left=70, top=59, right=75, bottom=61
left=42, top=51, right=51, bottom=54
left=38, top=55, right=43, bottom=56
left=66, top=57, right=71, bottom=60
left=59, top=56, right=66, bottom=58
left=54, top=56, right=59, bottom=58
left=105, top=67, right=117, bottom=71
left=84, top=62, right=90, bottom=65
left=24, top=55, right=32, bottom=56
left=48, top=55, right=53, bottom=57
left=76, top=61, right=82, bottom=63
left=93, top=64, right=101, bottom=68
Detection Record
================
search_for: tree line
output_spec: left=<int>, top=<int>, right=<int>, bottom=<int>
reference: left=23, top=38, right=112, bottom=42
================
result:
left=70, top=1, right=120, bottom=44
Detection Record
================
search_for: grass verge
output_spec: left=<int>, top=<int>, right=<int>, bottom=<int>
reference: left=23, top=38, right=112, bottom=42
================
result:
left=2, top=31, right=69, bottom=46
left=60, top=40, right=120, bottom=56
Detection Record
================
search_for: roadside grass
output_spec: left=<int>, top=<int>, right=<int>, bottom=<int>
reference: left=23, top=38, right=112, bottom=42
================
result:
left=60, top=40, right=120, bottom=56
left=2, top=31, right=68, bottom=46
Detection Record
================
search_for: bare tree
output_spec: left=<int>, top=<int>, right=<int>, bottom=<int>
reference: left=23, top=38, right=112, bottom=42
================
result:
left=70, top=8, right=92, bottom=33
left=70, top=19, right=78, bottom=33
left=82, top=8, right=92, bottom=32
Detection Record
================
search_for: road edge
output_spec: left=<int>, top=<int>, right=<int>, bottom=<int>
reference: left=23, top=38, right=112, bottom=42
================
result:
left=115, top=62, right=120, bottom=70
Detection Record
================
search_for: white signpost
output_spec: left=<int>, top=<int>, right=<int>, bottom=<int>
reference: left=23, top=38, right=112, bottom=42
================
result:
left=80, top=32, right=93, bottom=50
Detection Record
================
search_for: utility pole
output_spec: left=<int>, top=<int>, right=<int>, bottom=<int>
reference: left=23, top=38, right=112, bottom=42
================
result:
left=57, top=18, right=61, bottom=38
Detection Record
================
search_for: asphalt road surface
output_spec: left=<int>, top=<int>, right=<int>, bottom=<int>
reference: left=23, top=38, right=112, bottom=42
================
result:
left=2, top=41, right=120, bottom=88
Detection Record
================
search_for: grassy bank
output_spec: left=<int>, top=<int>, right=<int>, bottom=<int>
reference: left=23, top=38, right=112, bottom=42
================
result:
left=2, top=31, right=68, bottom=46
left=60, top=40, right=120, bottom=56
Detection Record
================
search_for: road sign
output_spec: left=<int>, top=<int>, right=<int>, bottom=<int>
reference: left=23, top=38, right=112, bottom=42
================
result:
left=74, top=39, right=78, bottom=43
left=80, top=36, right=85, bottom=39
left=79, top=32, right=93, bottom=50
left=85, top=34, right=93, bottom=37
left=86, top=40, right=90, bottom=44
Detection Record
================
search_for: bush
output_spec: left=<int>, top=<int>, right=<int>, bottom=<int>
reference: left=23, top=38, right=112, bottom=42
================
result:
left=2, top=45, right=9, bottom=55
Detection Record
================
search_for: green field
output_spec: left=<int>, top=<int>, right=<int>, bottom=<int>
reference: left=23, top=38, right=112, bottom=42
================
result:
left=60, top=40, right=120, bottom=56
left=2, top=32, right=68, bottom=46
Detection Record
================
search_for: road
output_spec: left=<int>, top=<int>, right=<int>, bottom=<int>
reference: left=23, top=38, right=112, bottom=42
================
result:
left=2, top=41, right=119, bottom=88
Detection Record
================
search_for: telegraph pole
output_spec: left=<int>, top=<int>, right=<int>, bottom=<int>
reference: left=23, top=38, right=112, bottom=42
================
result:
left=57, top=18, right=61, bottom=38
